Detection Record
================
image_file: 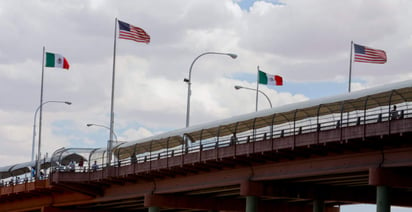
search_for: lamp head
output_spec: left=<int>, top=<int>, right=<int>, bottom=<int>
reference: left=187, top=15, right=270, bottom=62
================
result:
left=86, top=124, right=93, bottom=127
left=227, top=53, right=237, bottom=59
left=64, top=101, right=72, bottom=105
left=234, top=85, right=243, bottom=90
left=183, top=78, right=190, bottom=83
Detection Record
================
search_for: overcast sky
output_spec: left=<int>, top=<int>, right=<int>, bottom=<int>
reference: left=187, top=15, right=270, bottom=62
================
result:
left=1, top=0, right=411, bottom=210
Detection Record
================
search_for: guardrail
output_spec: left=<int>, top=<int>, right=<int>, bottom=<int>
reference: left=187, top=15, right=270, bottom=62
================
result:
left=50, top=105, right=412, bottom=183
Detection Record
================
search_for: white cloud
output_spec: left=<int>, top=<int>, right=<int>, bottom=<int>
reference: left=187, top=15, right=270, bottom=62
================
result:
left=121, top=127, right=154, bottom=141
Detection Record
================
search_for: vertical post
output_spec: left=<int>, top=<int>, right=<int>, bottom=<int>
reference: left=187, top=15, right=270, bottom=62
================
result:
left=313, top=199, right=325, bottom=212
left=377, top=186, right=390, bottom=212
left=36, top=46, right=46, bottom=179
left=255, top=66, right=260, bottom=112
left=108, top=18, right=118, bottom=167
left=185, top=73, right=192, bottom=128
left=348, top=41, right=354, bottom=93
left=31, top=118, right=36, bottom=161
left=148, top=206, right=160, bottom=212
left=246, top=196, right=258, bottom=212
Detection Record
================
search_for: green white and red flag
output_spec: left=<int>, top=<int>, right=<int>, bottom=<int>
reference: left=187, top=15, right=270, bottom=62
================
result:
left=258, top=70, right=283, bottom=86
left=45, top=52, right=70, bottom=69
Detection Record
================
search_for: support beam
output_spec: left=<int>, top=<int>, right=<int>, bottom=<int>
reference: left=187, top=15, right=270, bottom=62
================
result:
left=241, top=181, right=341, bottom=212
left=240, top=181, right=264, bottom=196
left=54, top=182, right=103, bottom=197
left=257, top=201, right=339, bottom=212
left=144, top=194, right=245, bottom=211
left=369, top=167, right=412, bottom=188
left=0, top=191, right=94, bottom=211
left=42, top=206, right=107, bottom=212
left=240, top=181, right=376, bottom=204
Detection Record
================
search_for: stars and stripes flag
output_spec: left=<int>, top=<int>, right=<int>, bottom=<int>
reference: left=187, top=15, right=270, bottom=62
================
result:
left=118, top=20, right=150, bottom=44
left=353, top=43, right=387, bottom=64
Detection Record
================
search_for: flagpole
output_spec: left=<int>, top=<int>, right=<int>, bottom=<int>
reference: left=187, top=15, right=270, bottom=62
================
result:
left=36, top=46, right=45, bottom=179
left=255, top=66, right=260, bottom=112
left=108, top=18, right=118, bottom=167
left=348, top=40, right=353, bottom=93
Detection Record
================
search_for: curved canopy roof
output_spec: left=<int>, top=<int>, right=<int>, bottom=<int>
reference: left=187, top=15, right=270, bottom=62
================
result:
left=113, top=79, right=412, bottom=160
left=0, top=159, right=54, bottom=179
left=0, top=152, right=86, bottom=180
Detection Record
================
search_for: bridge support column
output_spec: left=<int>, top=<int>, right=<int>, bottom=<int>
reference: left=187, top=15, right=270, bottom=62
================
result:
left=148, top=206, right=160, bottom=212
left=377, top=186, right=390, bottom=212
left=313, top=199, right=325, bottom=212
left=369, top=168, right=406, bottom=212
left=246, top=195, right=258, bottom=212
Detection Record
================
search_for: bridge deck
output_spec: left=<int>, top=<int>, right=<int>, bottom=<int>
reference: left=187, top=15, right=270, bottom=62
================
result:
left=1, top=118, right=412, bottom=211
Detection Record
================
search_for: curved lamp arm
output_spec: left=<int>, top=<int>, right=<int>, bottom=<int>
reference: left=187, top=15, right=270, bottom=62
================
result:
left=32, top=100, right=71, bottom=161
left=86, top=123, right=119, bottom=143
left=234, top=85, right=272, bottom=108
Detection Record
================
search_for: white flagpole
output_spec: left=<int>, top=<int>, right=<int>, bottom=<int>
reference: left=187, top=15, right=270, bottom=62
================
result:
left=255, top=66, right=260, bottom=112
left=36, top=46, right=45, bottom=179
left=108, top=18, right=118, bottom=167
left=348, top=41, right=354, bottom=93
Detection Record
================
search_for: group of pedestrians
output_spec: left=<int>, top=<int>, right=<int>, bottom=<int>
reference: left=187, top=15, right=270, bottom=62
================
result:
left=0, top=159, right=102, bottom=188
left=60, top=159, right=99, bottom=172
left=0, top=175, right=35, bottom=187
left=0, top=177, right=27, bottom=187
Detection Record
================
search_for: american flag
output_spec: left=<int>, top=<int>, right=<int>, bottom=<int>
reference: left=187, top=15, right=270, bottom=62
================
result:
left=354, top=43, right=386, bottom=64
left=118, top=20, right=150, bottom=44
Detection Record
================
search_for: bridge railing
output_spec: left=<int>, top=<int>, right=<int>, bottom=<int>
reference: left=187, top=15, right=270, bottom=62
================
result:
left=43, top=116, right=408, bottom=185
left=127, top=103, right=411, bottom=165
left=43, top=103, right=412, bottom=179
left=99, top=105, right=410, bottom=169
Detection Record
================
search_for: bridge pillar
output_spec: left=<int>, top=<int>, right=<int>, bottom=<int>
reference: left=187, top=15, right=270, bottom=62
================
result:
left=313, top=199, right=325, bottom=212
left=369, top=168, right=407, bottom=212
left=376, top=186, right=390, bottom=212
left=148, top=206, right=160, bottom=212
left=246, top=195, right=258, bottom=212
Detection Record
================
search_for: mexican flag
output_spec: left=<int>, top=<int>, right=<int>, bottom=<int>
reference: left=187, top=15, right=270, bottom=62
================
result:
left=258, top=70, right=283, bottom=86
left=45, top=52, right=70, bottom=69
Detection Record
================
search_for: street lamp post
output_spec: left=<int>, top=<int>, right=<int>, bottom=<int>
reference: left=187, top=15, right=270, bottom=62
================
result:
left=234, top=85, right=272, bottom=110
left=86, top=123, right=119, bottom=166
left=32, top=101, right=71, bottom=162
left=184, top=52, right=237, bottom=128
left=34, top=100, right=71, bottom=179
left=86, top=123, right=119, bottom=143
